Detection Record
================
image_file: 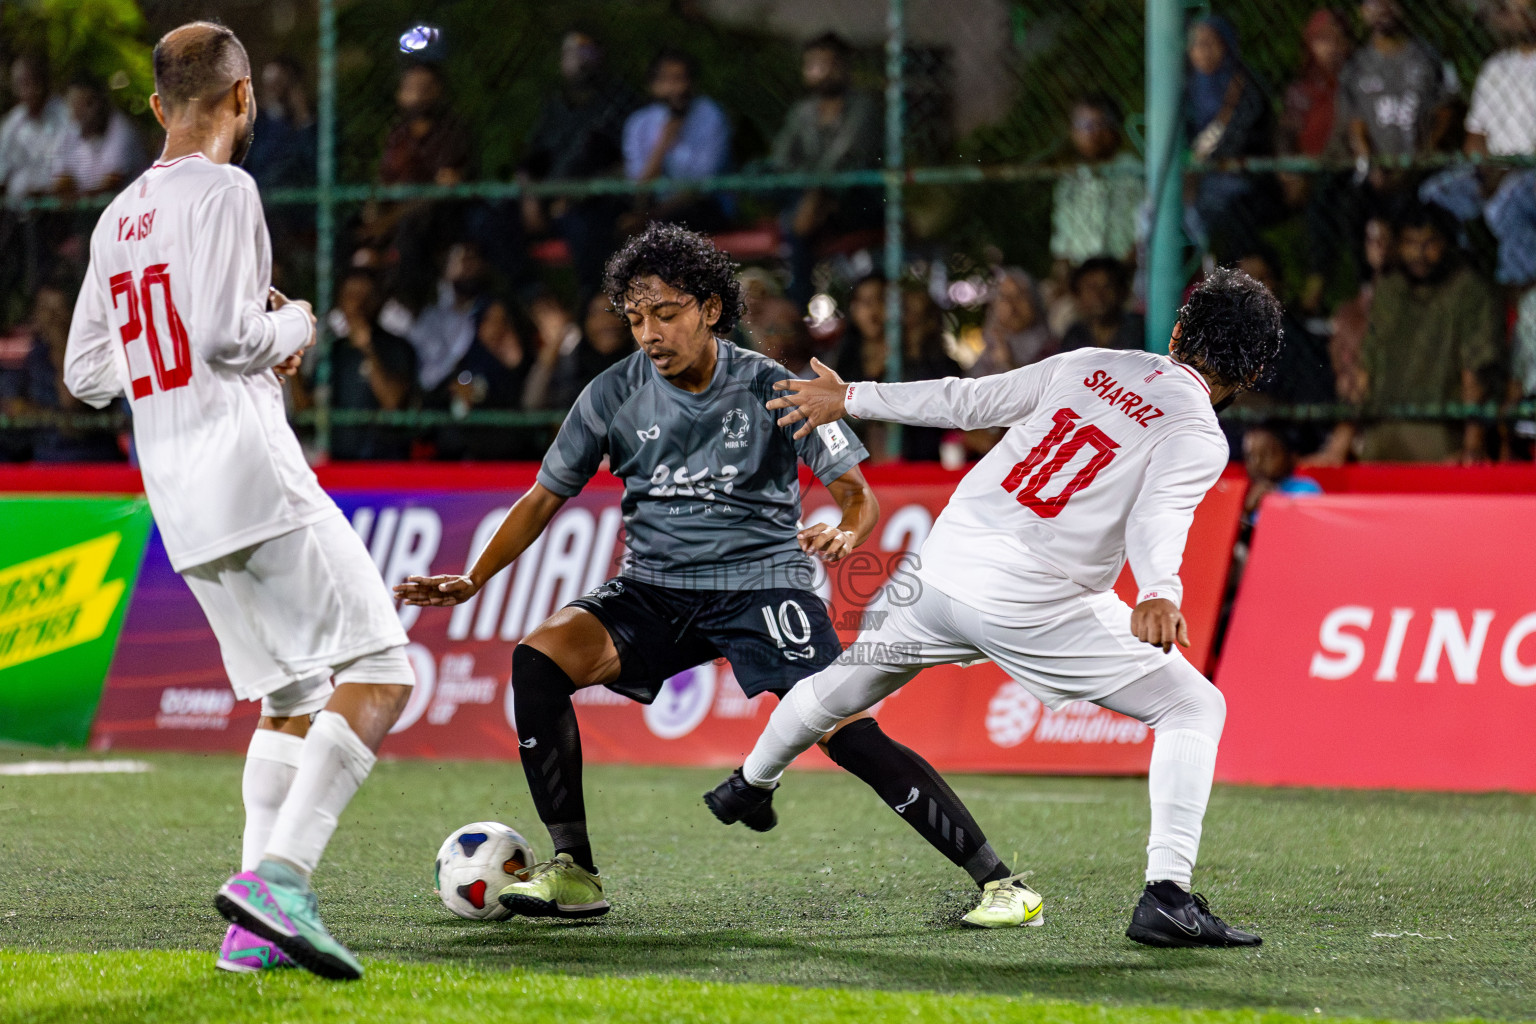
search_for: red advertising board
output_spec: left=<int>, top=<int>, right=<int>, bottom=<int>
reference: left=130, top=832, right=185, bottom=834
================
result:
left=1217, top=494, right=1536, bottom=792
left=84, top=465, right=1241, bottom=774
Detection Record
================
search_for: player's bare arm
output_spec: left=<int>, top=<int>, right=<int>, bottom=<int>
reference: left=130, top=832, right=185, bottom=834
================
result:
left=767, top=357, right=847, bottom=439
left=799, top=465, right=877, bottom=563
left=395, top=483, right=567, bottom=606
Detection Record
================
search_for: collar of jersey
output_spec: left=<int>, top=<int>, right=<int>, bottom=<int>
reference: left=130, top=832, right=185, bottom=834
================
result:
left=647, top=337, right=729, bottom=401
left=151, top=152, right=208, bottom=170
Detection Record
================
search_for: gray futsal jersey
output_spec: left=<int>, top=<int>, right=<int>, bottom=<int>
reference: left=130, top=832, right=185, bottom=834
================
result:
left=537, top=339, right=867, bottom=591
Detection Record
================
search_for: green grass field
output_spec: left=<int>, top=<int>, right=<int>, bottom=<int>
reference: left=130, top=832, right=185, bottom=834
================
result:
left=2, top=750, right=1533, bottom=1024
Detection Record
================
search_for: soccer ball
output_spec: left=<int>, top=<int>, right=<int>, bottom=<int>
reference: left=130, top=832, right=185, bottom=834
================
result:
left=434, top=821, right=536, bottom=920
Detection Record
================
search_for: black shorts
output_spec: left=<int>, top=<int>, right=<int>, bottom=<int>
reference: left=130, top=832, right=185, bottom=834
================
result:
left=568, top=576, right=841, bottom=704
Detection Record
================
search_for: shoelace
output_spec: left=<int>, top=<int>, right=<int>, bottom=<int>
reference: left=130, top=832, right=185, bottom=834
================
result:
left=1189, top=891, right=1228, bottom=926
left=523, top=858, right=564, bottom=881
left=981, top=877, right=1030, bottom=913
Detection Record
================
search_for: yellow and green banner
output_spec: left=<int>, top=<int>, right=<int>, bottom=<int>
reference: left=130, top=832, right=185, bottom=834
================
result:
left=0, top=497, right=152, bottom=747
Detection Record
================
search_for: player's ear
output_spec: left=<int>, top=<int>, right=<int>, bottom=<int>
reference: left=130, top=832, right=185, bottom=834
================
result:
left=235, top=76, right=254, bottom=117
left=1168, top=320, right=1183, bottom=356
left=702, top=293, right=722, bottom=330
left=150, top=93, right=168, bottom=130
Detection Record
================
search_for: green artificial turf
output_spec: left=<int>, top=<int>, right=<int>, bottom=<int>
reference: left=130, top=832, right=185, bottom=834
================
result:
left=2, top=750, right=1533, bottom=1023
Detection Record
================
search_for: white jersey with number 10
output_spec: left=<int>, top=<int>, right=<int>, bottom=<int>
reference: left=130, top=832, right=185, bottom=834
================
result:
left=63, top=153, right=333, bottom=571
left=845, top=347, right=1229, bottom=617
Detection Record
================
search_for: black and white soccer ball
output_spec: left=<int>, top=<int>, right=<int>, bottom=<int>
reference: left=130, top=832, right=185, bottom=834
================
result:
left=434, top=821, right=536, bottom=920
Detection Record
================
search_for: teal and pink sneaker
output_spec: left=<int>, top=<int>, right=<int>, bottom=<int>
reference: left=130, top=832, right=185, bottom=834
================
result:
left=215, top=862, right=363, bottom=981
left=215, top=923, right=292, bottom=973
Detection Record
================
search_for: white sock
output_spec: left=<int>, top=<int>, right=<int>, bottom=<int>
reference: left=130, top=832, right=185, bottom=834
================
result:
left=1145, top=728, right=1218, bottom=887
left=263, top=711, right=376, bottom=877
left=241, top=729, right=305, bottom=871
left=743, top=678, right=844, bottom=787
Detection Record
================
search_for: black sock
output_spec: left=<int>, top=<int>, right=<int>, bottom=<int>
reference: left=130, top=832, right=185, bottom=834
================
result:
left=511, top=644, right=596, bottom=874
left=824, top=718, right=1010, bottom=887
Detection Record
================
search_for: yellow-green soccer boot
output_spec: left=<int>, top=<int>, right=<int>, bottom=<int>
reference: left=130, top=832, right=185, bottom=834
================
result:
left=961, top=874, right=1044, bottom=928
left=497, top=853, right=610, bottom=919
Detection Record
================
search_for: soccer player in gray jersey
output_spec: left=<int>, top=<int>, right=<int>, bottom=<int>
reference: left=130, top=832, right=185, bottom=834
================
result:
left=399, top=225, right=1026, bottom=922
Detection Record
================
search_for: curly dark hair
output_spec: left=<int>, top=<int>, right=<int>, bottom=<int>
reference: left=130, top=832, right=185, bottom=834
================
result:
left=603, top=222, right=747, bottom=337
left=1173, top=266, right=1284, bottom=390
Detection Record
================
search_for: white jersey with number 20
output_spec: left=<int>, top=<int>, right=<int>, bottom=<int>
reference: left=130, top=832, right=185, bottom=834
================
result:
left=63, top=154, right=332, bottom=571
left=846, top=347, right=1228, bottom=616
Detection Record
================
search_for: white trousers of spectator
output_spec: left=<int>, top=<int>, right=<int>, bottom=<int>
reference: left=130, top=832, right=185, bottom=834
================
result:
left=743, top=582, right=1226, bottom=888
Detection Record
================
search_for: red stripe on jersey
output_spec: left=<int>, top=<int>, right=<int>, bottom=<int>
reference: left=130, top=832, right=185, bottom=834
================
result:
left=1173, top=361, right=1210, bottom=394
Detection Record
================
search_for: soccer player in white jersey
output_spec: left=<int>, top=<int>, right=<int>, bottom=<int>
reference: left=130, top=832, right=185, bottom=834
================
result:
left=706, top=268, right=1283, bottom=947
left=62, top=23, right=414, bottom=981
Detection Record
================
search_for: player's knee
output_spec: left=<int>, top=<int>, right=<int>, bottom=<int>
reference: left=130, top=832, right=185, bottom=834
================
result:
left=512, top=643, right=578, bottom=695
left=1170, top=677, right=1225, bottom=741
left=819, top=716, right=878, bottom=761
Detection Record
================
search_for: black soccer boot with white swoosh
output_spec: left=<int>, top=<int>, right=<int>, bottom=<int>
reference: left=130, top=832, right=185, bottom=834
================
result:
left=1125, top=880, right=1262, bottom=948
left=703, top=768, right=778, bottom=832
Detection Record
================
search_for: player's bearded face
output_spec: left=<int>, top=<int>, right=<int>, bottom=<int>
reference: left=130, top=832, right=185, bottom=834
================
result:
left=231, top=80, right=257, bottom=166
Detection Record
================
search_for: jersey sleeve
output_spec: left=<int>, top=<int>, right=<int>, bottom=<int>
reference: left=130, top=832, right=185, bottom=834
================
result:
left=535, top=375, right=614, bottom=497
left=793, top=417, right=867, bottom=485
left=62, top=241, right=125, bottom=409
left=845, top=361, right=1055, bottom=430
left=1123, top=429, right=1229, bottom=608
left=188, top=184, right=312, bottom=374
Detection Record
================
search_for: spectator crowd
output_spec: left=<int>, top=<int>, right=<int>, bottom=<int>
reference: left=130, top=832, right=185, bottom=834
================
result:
left=4, top=2, right=1536, bottom=471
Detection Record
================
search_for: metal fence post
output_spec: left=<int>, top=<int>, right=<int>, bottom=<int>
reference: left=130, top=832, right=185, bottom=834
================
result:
left=1145, top=0, right=1185, bottom=354
left=313, top=0, right=338, bottom=456
left=882, top=0, right=906, bottom=458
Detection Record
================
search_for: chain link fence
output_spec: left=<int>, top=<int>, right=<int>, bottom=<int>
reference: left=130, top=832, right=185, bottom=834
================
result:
left=3, top=0, right=1536, bottom=465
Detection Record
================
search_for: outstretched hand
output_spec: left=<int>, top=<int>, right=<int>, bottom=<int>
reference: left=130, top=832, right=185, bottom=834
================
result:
left=395, top=574, right=480, bottom=607
left=765, top=357, right=848, bottom=440
left=1131, top=598, right=1190, bottom=654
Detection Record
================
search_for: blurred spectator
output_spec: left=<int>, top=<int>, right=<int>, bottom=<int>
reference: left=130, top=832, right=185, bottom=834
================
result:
left=1232, top=246, right=1336, bottom=455
left=833, top=274, right=888, bottom=382
left=1328, top=216, right=1395, bottom=404
left=0, top=282, right=122, bottom=461
left=433, top=298, right=548, bottom=461
left=1315, top=203, right=1504, bottom=464
left=325, top=269, right=418, bottom=461
left=246, top=57, right=317, bottom=297
left=968, top=268, right=1055, bottom=377
left=1184, top=16, right=1276, bottom=258
left=51, top=77, right=146, bottom=197
left=407, top=242, right=491, bottom=392
left=900, top=287, right=963, bottom=461
left=527, top=293, right=636, bottom=409
left=1278, top=10, right=1356, bottom=314
left=365, top=62, right=476, bottom=310
left=379, top=63, right=471, bottom=187
left=621, top=48, right=731, bottom=234
left=750, top=295, right=815, bottom=377
left=1338, top=0, right=1456, bottom=205
left=1243, top=424, right=1325, bottom=521
left=1050, top=95, right=1143, bottom=277
left=1421, top=0, right=1536, bottom=288
left=521, top=30, right=639, bottom=299
left=769, top=32, right=883, bottom=307
left=0, top=55, right=68, bottom=317
left=0, top=55, right=67, bottom=202
left=1060, top=257, right=1143, bottom=352
left=244, top=57, right=316, bottom=190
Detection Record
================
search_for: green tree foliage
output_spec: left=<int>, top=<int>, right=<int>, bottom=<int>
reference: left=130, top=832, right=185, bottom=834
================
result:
left=1, top=0, right=154, bottom=114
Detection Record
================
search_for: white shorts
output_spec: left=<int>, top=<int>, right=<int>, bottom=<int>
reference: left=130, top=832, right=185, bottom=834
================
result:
left=844, top=578, right=1175, bottom=710
left=181, top=513, right=410, bottom=702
